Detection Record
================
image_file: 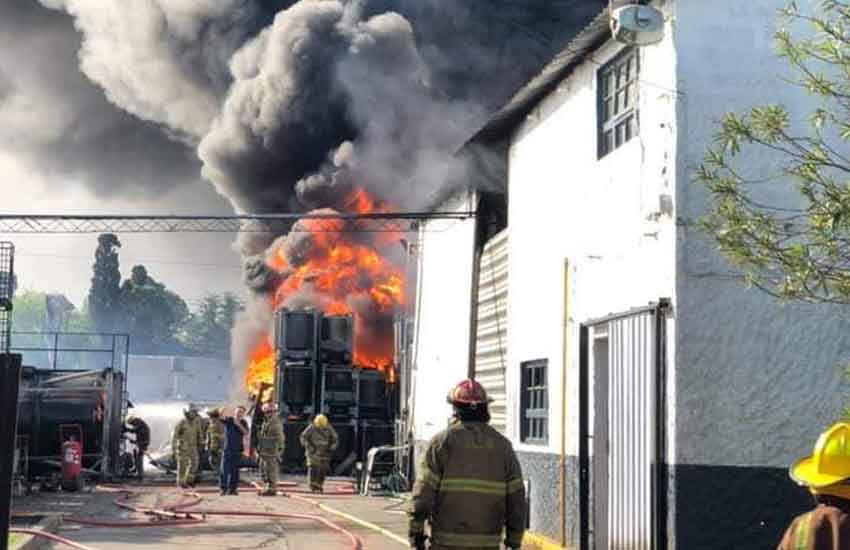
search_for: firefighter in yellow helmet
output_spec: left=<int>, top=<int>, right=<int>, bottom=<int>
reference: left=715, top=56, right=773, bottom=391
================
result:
left=777, top=422, right=850, bottom=549
left=408, top=379, right=526, bottom=550
left=300, top=414, right=338, bottom=492
left=257, top=402, right=285, bottom=496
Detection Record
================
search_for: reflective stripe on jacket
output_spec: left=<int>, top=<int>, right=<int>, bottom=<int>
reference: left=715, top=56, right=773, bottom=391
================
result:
left=408, top=420, right=526, bottom=549
left=777, top=499, right=850, bottom=550
left=258, top=415, right=285, bottom=456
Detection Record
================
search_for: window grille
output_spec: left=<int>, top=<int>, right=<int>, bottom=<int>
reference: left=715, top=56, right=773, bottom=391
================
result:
left=520, top=359, right=548, bottom=445
left=598, top=48, right=639, bottom=158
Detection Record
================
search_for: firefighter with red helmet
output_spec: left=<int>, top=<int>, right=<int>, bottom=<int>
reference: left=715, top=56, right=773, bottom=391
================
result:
left=408, top=379, right=526, bottom=550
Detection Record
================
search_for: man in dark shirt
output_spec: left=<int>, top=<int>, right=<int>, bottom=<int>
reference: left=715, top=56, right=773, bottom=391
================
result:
left=777, top=422, right=850, bottom=550
left=220, top=405, right=249, bottom=496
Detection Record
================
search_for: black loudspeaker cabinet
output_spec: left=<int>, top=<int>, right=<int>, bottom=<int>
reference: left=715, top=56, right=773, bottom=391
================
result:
left=282, top=420, right=308, bottom=472
left=277, top=362, right=316, bottom=415
left=275, top=309, right=318, bottom=361
left=319, top=314, right=353, bottom=364
left=330, top=421, right=357, bottom=466
left=355, top=368, right=389, bottom=420
left=321, top=366, right=355, bottom=411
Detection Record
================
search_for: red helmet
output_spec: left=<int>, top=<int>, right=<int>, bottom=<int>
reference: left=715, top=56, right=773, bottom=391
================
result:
left=446, top=379, right=491, bottom=406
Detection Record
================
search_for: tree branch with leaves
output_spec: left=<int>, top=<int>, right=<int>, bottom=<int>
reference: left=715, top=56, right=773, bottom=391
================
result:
left=698, top=0, right=850, bottom=304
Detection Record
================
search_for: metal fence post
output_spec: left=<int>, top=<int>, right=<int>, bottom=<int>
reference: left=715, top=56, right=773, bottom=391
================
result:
left=0, top=353, right=22, bottom=550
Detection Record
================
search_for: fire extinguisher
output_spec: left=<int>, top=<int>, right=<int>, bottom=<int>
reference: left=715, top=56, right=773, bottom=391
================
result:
left=61, top=438, right=83, bottom=491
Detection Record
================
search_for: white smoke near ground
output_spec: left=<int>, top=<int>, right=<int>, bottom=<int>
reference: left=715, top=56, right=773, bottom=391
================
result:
left=131, top=401, right=186, bottom=452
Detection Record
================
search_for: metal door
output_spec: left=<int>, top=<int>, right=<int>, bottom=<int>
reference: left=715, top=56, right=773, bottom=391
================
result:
left=579, top=301, right=668, bottom=550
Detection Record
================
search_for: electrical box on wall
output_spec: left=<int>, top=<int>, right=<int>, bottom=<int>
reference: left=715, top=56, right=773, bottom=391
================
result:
left=610, top=5, right=664, bottom=46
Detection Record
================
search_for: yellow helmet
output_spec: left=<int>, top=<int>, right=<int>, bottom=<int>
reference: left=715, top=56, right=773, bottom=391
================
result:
left=314, top=414, right=329, bottom=428
left=791, top=423, right=850, bottom=489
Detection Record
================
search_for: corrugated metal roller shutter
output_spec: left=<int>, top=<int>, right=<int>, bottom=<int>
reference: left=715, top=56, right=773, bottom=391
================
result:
left=474, top=230, right=508, bottom=433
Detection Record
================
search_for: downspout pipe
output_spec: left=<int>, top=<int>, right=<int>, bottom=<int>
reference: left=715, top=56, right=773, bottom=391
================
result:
left=467, top=192, right=483, bottom=379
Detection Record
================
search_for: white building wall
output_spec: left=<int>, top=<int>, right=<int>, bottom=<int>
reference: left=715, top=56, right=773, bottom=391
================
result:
left=674, top=0, right=850, bottom=469
left=507, top=9, right=679, bottom=459
left=411, top=191, right=477, bottom=444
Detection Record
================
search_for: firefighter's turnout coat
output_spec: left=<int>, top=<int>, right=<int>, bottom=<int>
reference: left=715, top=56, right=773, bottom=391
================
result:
left=300, top=424, right=338, bottom=466
left=777, top=498, right=850, bottom=550
left=409, top=420, right=526, bottom=549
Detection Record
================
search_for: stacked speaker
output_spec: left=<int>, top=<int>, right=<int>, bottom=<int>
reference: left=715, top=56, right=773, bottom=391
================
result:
left=273, top=308, right=396, bottom=473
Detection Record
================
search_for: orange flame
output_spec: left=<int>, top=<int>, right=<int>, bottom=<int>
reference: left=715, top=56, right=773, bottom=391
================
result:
left=244, top=188, right=404, bottom=394
left=244, top=339, right=275, bottom=397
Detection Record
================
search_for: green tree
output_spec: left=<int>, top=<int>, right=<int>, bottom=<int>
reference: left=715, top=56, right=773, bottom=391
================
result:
left=66, top=299, right=95, bottom=332
left=11, top=291, right=95, bottom=368
left=11, top=289, right=47, bottom=332
left=178, top=293, right=242, bottom=358
left=698, top=1, right=850, bottom=304
left=88, top=233, right=123, bottom=330
left=120, top=265, right=189, bottom=354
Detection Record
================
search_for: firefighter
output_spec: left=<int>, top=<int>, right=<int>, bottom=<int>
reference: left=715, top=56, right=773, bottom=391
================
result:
left=205, top=407, right=225, bottom=473
left=124, top=415, right=150, bottom=480
left=408, top=379, right=526, bottom=550
left=300, top=414, right=338, bottom=493
left=172, top=403, right=203, bottom=489
left=257, top=402, right=285, bottom=496
left=776, top=422, right=850, bottom=549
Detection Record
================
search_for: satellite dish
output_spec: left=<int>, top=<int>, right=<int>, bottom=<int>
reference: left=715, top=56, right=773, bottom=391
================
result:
left=610, top=5, right=665, bottom=46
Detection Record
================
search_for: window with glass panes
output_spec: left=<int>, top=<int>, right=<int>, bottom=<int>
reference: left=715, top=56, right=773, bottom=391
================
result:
left=520, top=359, right=548, bottom=445
left=598, top=48, right=639, bottom=158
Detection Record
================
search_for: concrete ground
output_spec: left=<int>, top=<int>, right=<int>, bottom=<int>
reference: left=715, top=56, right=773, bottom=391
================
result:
left=11, top=474, right=409, bottom=550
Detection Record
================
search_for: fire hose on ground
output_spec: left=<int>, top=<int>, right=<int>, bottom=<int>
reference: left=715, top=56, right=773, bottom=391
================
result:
left=98, top=480, right=358, bottom=495
left=8, top=477, right=408, bottom=550
left=63, top=489, right=365, bottom=550
left=11, top=481, right=403, bottom=550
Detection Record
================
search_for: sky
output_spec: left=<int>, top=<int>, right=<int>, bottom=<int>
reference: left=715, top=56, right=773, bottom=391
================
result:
left=0, top=150, right=246, bottom=308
